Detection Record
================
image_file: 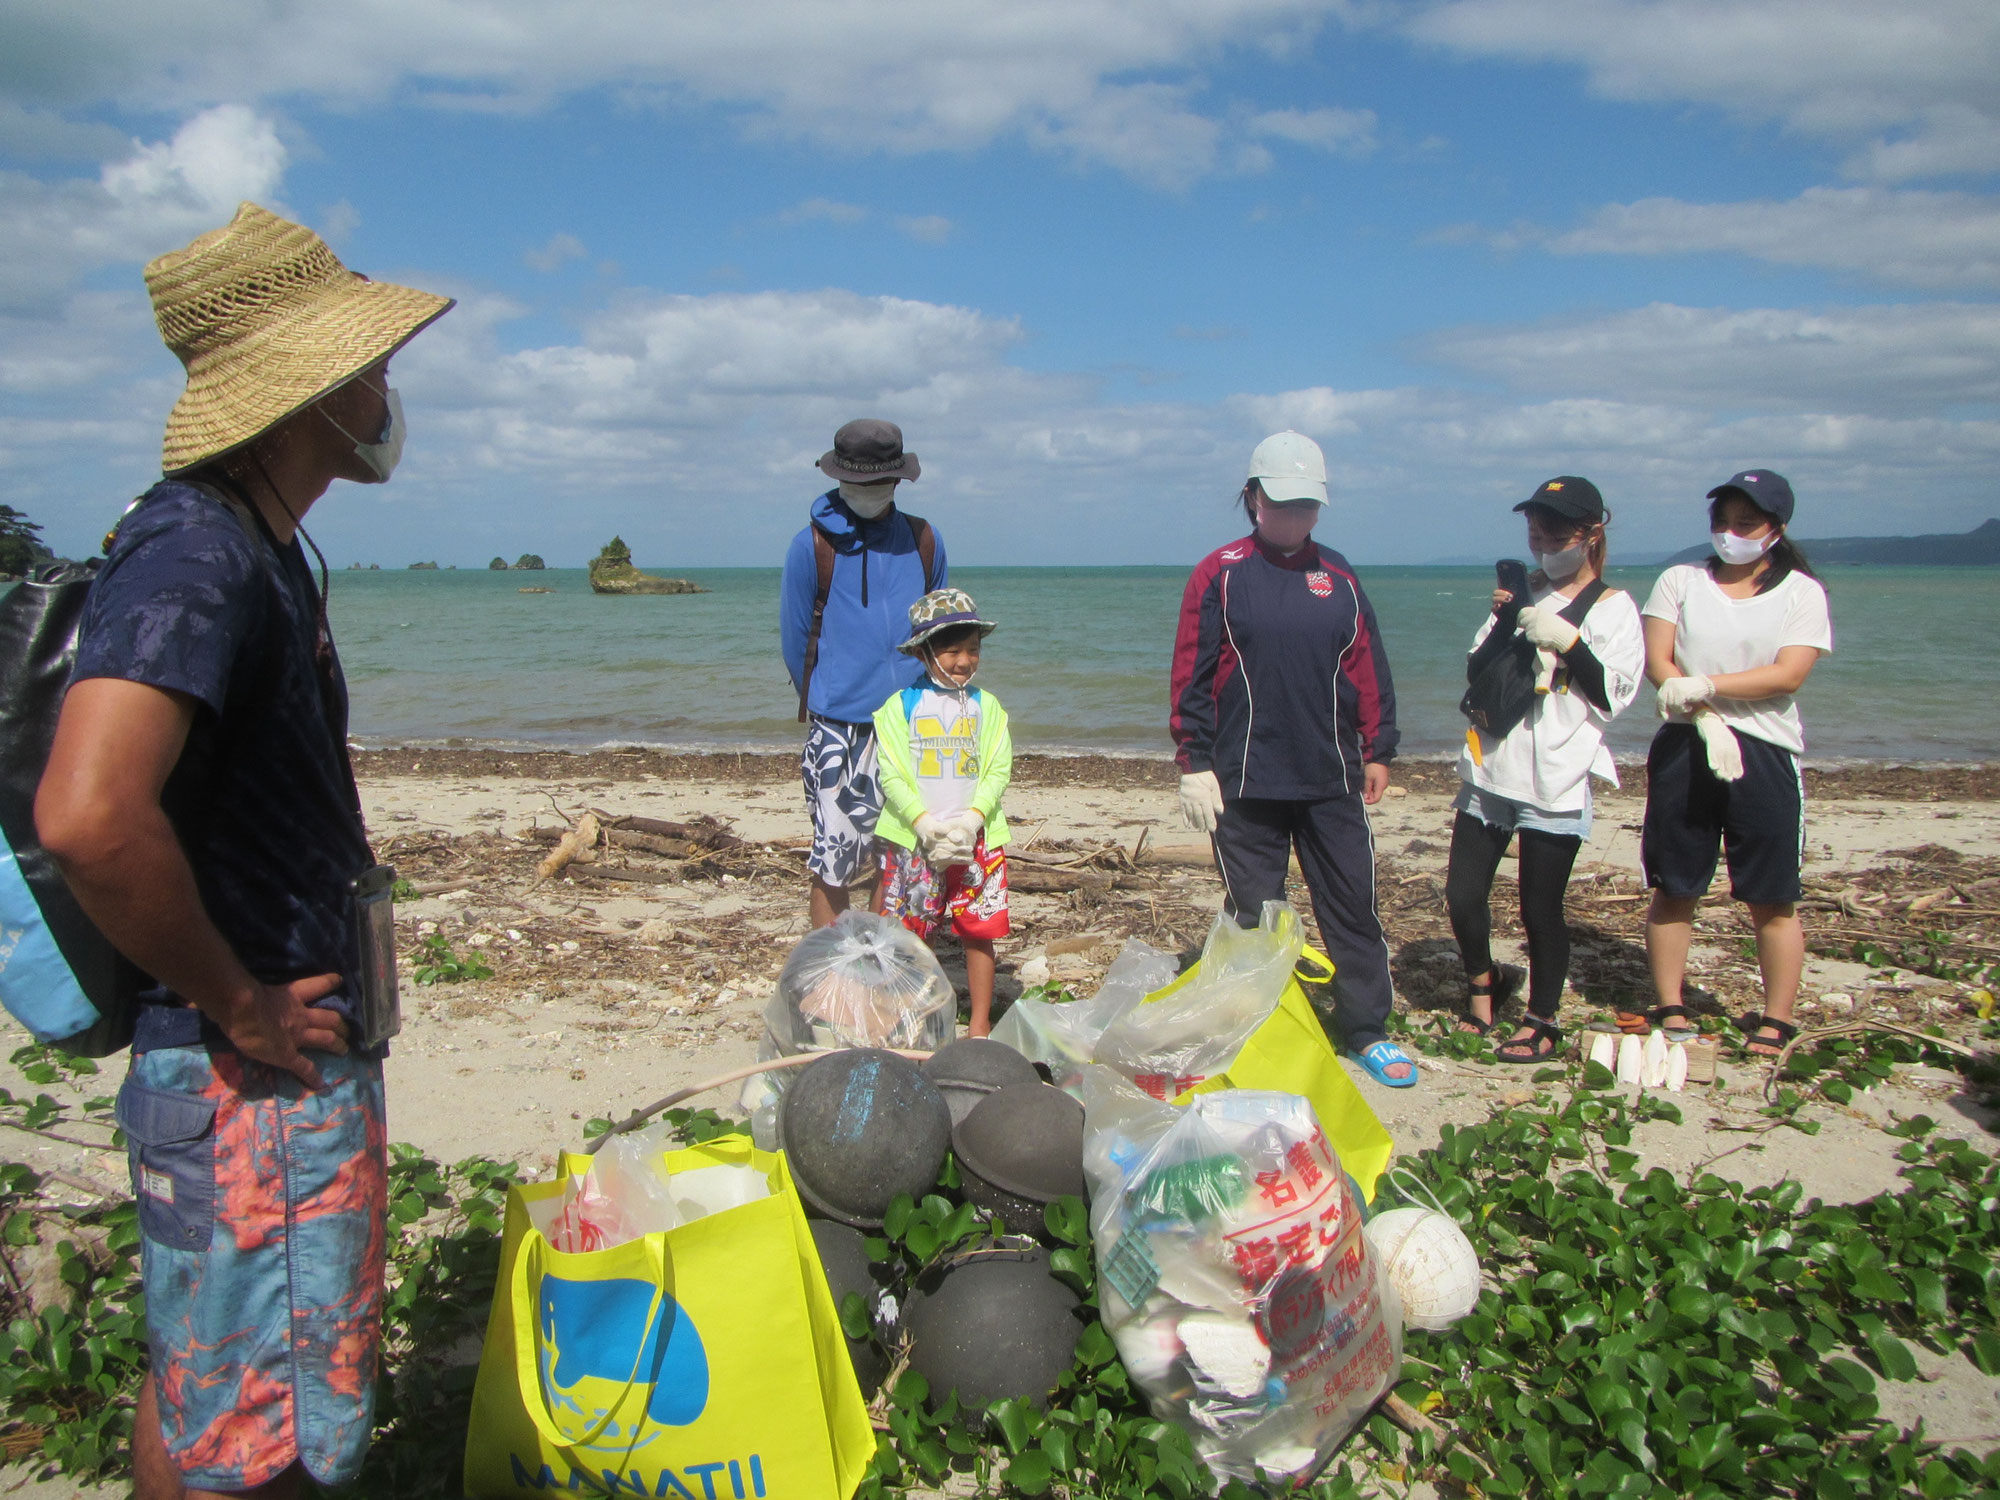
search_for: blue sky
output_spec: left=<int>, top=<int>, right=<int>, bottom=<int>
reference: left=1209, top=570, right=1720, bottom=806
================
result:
left=3, top=0, right=1998, bottom=568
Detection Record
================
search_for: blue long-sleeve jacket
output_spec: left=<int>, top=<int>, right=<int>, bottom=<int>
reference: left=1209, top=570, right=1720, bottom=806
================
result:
left=780, top=491, right=948, bottom=723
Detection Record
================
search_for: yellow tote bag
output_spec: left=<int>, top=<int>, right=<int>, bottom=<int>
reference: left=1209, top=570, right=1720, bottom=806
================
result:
left=463, top=1136, right=876, bottom=1499
left=1144, top=946, right=1396, bottom=1201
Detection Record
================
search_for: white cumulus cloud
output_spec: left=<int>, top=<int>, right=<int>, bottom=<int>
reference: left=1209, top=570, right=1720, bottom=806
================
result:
left=0, top=104, right=289, bottom=312
left=1410, top=0, right=2000, bottom=182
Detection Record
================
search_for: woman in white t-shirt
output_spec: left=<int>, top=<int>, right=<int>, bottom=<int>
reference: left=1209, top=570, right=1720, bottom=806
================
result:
left=1639, top=469, right=1833, bottom=1056
left=1447, top=477, right=1644, bottom=1062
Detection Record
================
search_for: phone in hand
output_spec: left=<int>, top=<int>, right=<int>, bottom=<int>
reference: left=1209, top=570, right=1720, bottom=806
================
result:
left=1494, top=559, right=1530, bottom=623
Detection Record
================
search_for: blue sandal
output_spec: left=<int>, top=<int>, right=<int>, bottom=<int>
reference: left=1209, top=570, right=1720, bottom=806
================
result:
left=1353, top=1040, right=1418, bottom=1089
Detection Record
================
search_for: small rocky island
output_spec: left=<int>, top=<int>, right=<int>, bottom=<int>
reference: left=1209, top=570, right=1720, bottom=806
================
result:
left=587, top=537, right=705, bottom=595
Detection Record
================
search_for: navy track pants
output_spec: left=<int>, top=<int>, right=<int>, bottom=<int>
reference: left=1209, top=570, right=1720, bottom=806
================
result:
left=1210, top=794, right=1395, bottom=1050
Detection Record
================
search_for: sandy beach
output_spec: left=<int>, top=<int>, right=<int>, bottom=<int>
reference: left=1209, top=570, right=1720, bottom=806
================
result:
left=4, top=750, right=1996, bottom=1495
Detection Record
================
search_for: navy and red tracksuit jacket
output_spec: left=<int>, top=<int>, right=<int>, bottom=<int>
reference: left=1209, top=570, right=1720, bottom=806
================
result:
left=1170, top=534, right=1399, bottom=802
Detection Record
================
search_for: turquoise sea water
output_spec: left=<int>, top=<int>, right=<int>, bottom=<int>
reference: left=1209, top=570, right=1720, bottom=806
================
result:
left=320, top=563, right=2000, bottom=764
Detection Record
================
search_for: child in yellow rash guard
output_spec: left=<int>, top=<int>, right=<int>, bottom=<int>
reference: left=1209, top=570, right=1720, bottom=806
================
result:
left=872, top=589, right=1012, bottom=1036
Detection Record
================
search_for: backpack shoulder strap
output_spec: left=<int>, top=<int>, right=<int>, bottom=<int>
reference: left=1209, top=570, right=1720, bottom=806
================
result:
left=900, top=512, right=939, bottom=592
left=797, top=525, right=838, bottom=723
left=1556, top=576, right=1608, bottom=625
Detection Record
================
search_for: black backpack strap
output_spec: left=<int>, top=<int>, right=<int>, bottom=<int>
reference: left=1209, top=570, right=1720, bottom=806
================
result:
left=1555, top=576, right=1608, bottom=626
left=797, top=525, right=837, bottom=723
left=901, top=511, right=939, bottom=591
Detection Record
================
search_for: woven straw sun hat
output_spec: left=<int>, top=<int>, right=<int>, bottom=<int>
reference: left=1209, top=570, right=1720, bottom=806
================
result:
left=146, top=202, right=454, bottom=475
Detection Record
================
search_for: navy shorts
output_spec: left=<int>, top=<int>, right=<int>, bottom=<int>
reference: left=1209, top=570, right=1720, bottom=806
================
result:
left=1640, top=723, right=1804, bottom=906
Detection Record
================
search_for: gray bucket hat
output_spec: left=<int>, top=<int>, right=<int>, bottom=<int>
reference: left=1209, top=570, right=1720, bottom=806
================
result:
left=818, top=418, right=921, bottom=483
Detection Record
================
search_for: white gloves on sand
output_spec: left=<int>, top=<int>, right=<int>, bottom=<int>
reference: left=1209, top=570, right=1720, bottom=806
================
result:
left=1517, top=605, right=1580, bottom=654
left=1656, top=673, right=1716, bottom=717
left=1694, top=710, right=1745, bottom=781
left=1179, top=771, right=1225, bottom=832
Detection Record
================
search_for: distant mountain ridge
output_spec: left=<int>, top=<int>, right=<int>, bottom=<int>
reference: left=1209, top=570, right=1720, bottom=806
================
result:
left=1659, top=518, right=2000, bottom=567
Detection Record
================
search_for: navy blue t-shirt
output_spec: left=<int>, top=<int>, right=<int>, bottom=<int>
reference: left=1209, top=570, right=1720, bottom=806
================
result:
left=71, top=480, right=373, bottom=1041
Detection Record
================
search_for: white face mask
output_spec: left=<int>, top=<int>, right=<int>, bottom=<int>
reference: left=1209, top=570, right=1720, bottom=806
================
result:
left=1711, top=529, right=1774, bottom=566
left=321, top=384, right=405, bottom=484
left=839, top=480, right=897, bottom=518
left=1253, top=496, right=1319, bottom=552
left=1535, top=542, right=1586, bottom=581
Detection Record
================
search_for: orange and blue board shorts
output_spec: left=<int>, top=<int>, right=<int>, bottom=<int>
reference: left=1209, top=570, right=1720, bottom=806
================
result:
left=116, top=1045, right=388, bottom=1490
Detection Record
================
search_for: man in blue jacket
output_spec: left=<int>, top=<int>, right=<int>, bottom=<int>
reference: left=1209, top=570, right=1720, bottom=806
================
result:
left=781, top=420, right=947, bottom=927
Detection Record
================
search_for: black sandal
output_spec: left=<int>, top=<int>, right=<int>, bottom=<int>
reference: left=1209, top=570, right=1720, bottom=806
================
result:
left=1496, top=1013, right=1562, bottom=1064
left=1738, top=1013, right=1798, bottom=1057
left=1458, top=964, right=1524, bottom=1036
left=1650, top=1003, right=1699, bottom=1042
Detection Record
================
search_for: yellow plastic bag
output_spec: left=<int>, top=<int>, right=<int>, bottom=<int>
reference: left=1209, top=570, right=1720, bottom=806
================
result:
left=1144, top=946, right=1395, bottom=1201
left=463, top=1136, right=876, bottom=1498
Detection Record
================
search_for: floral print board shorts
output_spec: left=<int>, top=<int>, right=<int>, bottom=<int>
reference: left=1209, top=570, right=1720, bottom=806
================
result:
left=116, top=1045, right=388, bottom=1490
left=801, top=715, right=883, bottom=888
left=881, top=837, right=1012, bottom=941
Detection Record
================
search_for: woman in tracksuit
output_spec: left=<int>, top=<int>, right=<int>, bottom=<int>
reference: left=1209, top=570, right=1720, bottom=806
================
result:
left=1170, top=432, right=1413, bottom=1088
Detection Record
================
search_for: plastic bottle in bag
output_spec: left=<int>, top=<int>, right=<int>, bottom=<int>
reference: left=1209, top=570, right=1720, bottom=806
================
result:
left=1080, top=1068, right=1401, bottom=1483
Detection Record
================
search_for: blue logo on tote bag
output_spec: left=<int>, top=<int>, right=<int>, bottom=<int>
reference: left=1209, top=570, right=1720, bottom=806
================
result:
left=538, top=1273, right=709, bottom=1444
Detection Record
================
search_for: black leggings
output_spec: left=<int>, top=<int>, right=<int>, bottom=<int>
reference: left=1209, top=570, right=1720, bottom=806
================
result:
left=1444, top=811, right=1582, bottom=1020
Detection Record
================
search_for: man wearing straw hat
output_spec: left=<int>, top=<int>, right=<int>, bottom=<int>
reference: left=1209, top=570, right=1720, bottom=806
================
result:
left=35, top=204, right=451, bottom=1497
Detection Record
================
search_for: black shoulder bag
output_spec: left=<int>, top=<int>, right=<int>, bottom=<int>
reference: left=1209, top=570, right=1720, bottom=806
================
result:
left=1458, top=577, right=1607, bottom=745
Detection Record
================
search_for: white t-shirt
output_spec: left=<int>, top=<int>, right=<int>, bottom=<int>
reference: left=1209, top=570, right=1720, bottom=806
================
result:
left=1455, top=585, right=1645, bottom=812
left=905, top=684, right=982, bottom=817
left=1640, top=564, right=1833, bottom=755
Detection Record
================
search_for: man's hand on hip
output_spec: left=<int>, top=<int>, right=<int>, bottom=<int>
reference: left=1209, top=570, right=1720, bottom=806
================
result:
left=216, top=974, right=350, bottom=1090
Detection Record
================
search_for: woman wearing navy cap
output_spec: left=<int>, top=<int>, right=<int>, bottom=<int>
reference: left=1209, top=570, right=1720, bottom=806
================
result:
left=1446, top=477, right=1644, bottom=1062
left=1169, top=432, right=1411, bottom=1088
left=1639, top=470, right=1832, bottom=1056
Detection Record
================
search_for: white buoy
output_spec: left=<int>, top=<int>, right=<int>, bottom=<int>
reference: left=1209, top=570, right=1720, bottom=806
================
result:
left=1587, top=1032, right=1616, bottom=1071
left=1641, top=1029, right=1670, bottom=1089
left=1615, top=1033, right=1643, bottom=1085
left=1363, top=1207, right=1481, bottom=1331
left=1665, top=1041, right=1689, bottom=1093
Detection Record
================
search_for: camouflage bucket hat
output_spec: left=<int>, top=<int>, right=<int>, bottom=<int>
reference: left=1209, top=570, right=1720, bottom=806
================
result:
left=897, top=588, right=997, bottom=655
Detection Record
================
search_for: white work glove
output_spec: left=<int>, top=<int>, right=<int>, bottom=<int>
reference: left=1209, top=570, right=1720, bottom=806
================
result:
left=1179, top=771, right=1225, bottom=833
left=913, top=813, right=958, bottom=865
left=1655, top=673, right=1716, bottom=718
left=1694, top=710, right=1745, bottom=781
left=1517, top=605, right=1580, bottom=654
left=940, top=809, right=984, bottom=860
left=1532, top=645, right=1560, bottom=696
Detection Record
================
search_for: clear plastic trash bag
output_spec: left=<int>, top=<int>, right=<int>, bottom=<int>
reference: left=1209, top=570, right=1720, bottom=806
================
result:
left=1091, top=901, right=1302, bottom=1102
left=744, top=910, right=958, bottom=1146
left=990, top=937, right=1179, bottom=1090
left=1079, top=1067, right=1402, bottom=1483
left=770, top=909, right=956, bottom=1052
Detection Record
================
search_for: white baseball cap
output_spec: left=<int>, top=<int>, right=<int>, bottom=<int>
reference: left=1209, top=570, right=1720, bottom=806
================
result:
left=1247, top=430, right=1327, bottom=505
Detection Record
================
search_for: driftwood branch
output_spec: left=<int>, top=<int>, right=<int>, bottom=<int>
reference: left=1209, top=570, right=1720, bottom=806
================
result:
left=584, top=1048, right=935, bottom=1152
left=531, top=812, right=600, bottom=886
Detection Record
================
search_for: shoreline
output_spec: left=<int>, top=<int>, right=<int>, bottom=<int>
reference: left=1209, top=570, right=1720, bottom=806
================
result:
left=354, top=746, right=2000, bottom=802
